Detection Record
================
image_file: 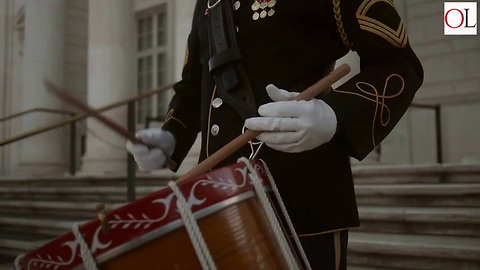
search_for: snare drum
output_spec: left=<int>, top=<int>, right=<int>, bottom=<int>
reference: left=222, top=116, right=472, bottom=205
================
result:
left=16, top=159, right=299, bottom=270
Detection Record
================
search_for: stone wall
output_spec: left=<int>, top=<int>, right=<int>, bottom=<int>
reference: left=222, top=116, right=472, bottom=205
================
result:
left=379, top=0, right=480, bottom=164
left=0, top=0, right=88, bottom=176
left=1, top=0, right=479, bottom=176
left=410, top=0, right=479, bottom=163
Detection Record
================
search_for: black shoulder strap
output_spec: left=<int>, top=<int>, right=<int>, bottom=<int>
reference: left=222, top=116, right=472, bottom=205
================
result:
left=207, top=0, right=257, bottom=120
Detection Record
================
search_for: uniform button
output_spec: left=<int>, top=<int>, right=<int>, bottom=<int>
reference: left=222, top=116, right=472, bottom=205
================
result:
left=233, top=1, right=241, bottom=10
left=236, top=26, right=240, bottom=32
left=212, top=97, right=223, bottom=108
left=211, top=124, right=220, bottom=136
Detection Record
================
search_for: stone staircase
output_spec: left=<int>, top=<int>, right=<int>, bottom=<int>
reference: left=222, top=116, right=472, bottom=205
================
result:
left=348, top=163, right=480, bottom=270
left=1, top=164, right=479, bottom=269
left=0, top=173, right=174, bottom=265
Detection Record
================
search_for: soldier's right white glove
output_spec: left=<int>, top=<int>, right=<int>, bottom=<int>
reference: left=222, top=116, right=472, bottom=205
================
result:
left=125, top=128, right=175, bottom=171
left=245, top=84, right=337, bottom=153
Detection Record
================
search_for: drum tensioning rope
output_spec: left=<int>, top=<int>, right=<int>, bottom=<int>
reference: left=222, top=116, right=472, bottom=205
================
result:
left=72, top=222, right=99, bottom=270
left=14, top=255, right=24, bottom=270
left=239, top=158, right=309, bottom=270
left=168, top=181, right=218, bottom=270
left=258, top=159, right=313, bottom=270
left=168, top=159, right=308, bottom=270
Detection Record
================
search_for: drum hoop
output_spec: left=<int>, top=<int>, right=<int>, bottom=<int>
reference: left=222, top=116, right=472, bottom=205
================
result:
left=70, top=191, right=256, bottom=269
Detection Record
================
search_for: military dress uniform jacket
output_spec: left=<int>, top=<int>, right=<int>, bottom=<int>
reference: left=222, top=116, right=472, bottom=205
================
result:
left=162, top=0, right=424, bottom=235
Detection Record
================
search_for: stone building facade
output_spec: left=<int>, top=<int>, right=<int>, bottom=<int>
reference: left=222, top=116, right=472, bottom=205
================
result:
left=0, top=0, right=478, bottom=176
left=383, top=1, right=480, bottom=165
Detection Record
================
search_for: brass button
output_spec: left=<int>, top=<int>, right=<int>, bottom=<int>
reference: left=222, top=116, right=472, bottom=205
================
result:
left=212, top=97, right=223, bottom=108
left=211, top=124, right=220, bottom=136
left=233, top=1, right=241, bottom=10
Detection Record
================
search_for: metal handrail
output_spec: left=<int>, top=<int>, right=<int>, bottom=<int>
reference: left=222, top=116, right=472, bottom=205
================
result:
left=0, top=108, right=74, bottom=122
left=1, top=83, right=173, bottom=201
left=0, top=84, right=173, bottom=147
left=1, top=107, right=78, bottom=174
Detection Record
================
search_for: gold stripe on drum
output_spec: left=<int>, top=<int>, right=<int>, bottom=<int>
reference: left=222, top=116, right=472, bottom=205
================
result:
left=334, top=231, right=341, bottom=270
left=295, top=227, right=350, bottom=237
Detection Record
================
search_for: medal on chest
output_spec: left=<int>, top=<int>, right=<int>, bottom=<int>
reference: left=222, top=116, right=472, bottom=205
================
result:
left=251, top=0, right=276, bottom=20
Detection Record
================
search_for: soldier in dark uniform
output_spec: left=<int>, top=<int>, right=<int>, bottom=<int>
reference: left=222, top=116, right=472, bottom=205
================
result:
left=127, top=0, right=423, bottom=269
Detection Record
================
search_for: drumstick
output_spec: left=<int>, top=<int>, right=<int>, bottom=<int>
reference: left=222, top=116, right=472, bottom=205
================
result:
left=178, top=63, right=351, bottom=181
left=44, top=80, right=178, bottom=171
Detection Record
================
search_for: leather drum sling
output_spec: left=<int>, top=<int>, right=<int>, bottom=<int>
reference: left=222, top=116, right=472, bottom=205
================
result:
left=207, top=0, right=257, bottom=120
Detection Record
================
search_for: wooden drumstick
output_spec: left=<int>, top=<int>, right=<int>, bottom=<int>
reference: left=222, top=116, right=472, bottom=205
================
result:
left=178, top=63, right=351, bottom=181
left=44, top=80, right=178, bottom=171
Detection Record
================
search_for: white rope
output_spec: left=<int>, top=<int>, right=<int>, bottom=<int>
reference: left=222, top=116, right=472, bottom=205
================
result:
left=71, top=223, right=98, bottom=270
left=168, top=181, right=217, bottom=270
left=239, top=158, right=300, bottom=270
left=14, top=254, right=24, bottom=270
left=259, top=159, right=312, bottom=270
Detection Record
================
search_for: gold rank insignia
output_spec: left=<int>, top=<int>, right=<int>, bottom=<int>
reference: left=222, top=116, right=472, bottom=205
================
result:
left=356, top=0, right=408, bottom=48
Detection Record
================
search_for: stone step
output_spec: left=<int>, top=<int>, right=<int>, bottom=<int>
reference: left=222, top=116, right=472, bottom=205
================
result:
left=0, top=264, right=13, bottom=270
left=0, top=200, right=125, bottom=219
left=0, top=239, right=47, bottom=257
left=0, top=232, right=50, bottom=260
left=348, top=266, right=393, bottom=270
left=0, top=172, right=176, bottom=187
left=348, top=232, right=480, bottom=270
left=355, top=183, right=480, bottom=207
left=1, top=219, right=479, bottom=269
left=352, top=163, right=480, bottom=184
left=0, top=186, right=163, bottom=202
left=4, top=201, right=478, bottom=237
left=0, top=215, right=87, bottom=237
left=357, top=206, right=480, bottom=237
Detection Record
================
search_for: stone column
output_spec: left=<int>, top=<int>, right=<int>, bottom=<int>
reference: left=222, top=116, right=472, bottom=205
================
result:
left=81, top=0, right=136, bottom=174
left=0, top=0, right=9, bottom=173
left=16, top=0, right=66, bottom=175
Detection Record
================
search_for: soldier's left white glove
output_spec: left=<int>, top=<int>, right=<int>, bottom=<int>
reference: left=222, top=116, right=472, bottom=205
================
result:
left=245, top=84, right=337, bottom=153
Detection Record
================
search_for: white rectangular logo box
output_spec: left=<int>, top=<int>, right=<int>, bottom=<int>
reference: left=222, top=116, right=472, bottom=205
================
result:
left=444, top=2, right=477, bottom=35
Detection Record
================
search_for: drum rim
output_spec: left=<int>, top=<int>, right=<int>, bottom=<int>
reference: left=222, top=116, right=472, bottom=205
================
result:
left=70, top=191, right=257, bottom=269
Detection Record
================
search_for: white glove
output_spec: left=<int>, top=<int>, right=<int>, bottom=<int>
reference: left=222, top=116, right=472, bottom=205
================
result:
left=245, top=84, right=337, bottom=153
left=125, top=128, right=175, bottom=171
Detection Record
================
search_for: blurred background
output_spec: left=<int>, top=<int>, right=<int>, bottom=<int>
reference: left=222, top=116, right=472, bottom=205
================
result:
left=0, top=0, right=479, bottom=269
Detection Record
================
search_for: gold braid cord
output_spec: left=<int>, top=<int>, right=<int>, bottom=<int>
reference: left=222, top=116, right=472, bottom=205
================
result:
left=333, top=0, right=352, bottom=50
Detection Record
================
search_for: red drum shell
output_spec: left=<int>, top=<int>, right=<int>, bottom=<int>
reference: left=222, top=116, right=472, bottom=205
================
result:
left=18, top=159, right=291, bottom=270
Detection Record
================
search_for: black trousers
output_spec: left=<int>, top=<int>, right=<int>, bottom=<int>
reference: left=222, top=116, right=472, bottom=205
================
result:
left=294, top=230, right=349, bottom=270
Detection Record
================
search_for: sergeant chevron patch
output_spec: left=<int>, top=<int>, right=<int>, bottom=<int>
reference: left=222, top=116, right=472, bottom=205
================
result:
left=356, top=0, right=408, bottom=48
